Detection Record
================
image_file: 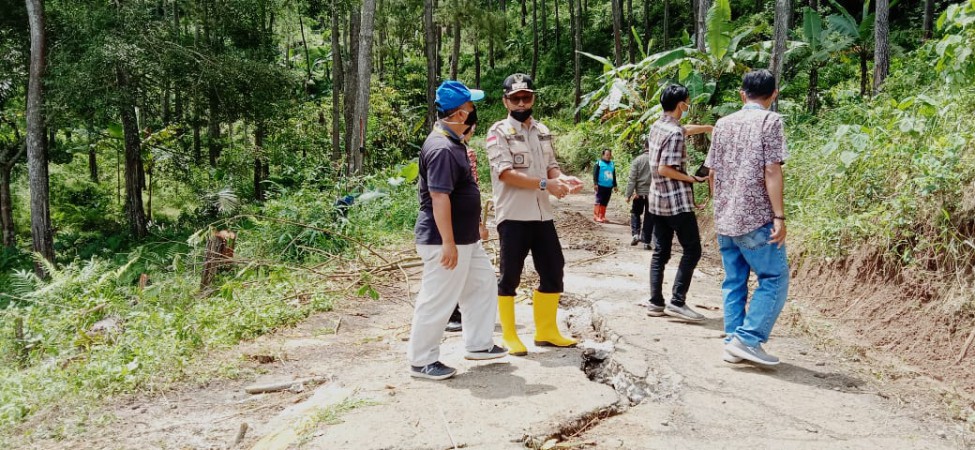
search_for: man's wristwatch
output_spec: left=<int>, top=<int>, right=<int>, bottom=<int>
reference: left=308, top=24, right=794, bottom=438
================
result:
left=773, top=215, right=786, bottom=221
left=539, top=178, right=547, bottom=191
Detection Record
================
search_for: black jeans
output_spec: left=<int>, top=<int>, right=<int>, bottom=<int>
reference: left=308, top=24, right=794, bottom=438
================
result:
left=630, top=195, right=654, bottom=241
left=649, top=212, right=702, bottom=307
left=497, top=220, right=565, bottom=296
left=594, top=186, right=613, bottom=206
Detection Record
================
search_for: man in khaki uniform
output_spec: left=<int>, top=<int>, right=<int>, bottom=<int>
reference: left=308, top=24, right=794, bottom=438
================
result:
left=485, top=73, right=584, bottom=356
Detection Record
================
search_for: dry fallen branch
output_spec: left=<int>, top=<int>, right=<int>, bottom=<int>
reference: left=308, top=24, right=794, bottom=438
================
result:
left=244, top=375, right=331, bottom=395
left=568, top=251, right=618, bottom=267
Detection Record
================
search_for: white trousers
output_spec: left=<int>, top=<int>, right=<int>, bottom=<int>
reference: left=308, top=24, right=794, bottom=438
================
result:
left=407, top=242, right=498, bottom=367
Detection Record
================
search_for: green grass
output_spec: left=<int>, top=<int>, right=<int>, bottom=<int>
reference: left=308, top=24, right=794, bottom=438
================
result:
left=0, top=164, right=420, bottom=441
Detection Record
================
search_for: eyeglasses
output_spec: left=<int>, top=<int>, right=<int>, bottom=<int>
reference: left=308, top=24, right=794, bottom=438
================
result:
left=506, top=94, right=535, bottom=105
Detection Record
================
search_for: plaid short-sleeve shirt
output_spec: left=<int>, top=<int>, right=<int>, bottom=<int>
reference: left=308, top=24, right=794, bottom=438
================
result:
left=646, top=115, right=694, bottom=216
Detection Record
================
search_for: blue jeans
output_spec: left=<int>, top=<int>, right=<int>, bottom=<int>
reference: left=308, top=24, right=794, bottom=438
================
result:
left=718, top=223, right=790, bottom=348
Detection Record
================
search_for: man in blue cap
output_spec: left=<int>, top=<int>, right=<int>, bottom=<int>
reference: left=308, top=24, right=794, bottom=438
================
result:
left=406, top=80, right=507, bottom=380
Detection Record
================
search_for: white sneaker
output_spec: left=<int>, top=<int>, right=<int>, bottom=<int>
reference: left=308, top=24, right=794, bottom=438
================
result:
left=722, top=350, right=743, bottom=363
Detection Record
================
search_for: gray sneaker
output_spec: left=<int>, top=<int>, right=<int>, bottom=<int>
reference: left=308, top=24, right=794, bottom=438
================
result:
left=725, top=336, right=779, bottom=366
left=631, top=235, right=640, bottom=246
left=646, top=303, right=666, bottom=317
left=664, top=303, right=706, bottom=322
left=465, top=345, right=509, bottom=361
left=410, top=361, right=457, bottom=380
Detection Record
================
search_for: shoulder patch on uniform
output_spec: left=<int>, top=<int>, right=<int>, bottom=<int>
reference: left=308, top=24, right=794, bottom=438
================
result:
left=486, top=135, right=499, bottom=147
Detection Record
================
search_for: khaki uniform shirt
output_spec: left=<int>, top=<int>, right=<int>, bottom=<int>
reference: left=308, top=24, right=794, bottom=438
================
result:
left=485, top=117, right=560, bottom=224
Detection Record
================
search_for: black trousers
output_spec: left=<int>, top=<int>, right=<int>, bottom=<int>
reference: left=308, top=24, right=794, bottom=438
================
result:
left=649, top=212, right=702, bottom=307
left=497, top=220, right=565, bottom=296
left=594, top=186, right=613, bottom=206
left=630, top=195, right=654, bottom=241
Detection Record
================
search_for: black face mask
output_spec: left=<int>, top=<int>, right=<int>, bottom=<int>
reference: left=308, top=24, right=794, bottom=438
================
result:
left=510, top=108, right=532, bottom=123
left=463, top=108, right=478, bottom=135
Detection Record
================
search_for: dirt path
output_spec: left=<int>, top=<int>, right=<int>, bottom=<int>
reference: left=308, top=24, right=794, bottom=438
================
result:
left=15, top=193, right=974, bottom=449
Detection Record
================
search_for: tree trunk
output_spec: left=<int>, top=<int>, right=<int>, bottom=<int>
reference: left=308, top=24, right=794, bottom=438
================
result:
left=424, top=0, right=438, bottom=129
left=573, top=0, right=582, bottom=123
left=859, top=50, right=868, bottom=97
left=541, top=0, right=547, bottom=44
left=770, top=0, right=789, bottom=110
left=450, top=16, right=461, bottom=80
left=873, top=0, right=889, bottom=94
left=343, top=9, right=360, bottom=164
left=611, top=0, right=622, bottom=66
left=0, top=120, right=23, bottom=248
left=643, top=0, right=650, bottom=52
left=806, top=0, right=820, bottom=114
left=806, top=64, right=820, bottom=113
left=521, top=0, right=527, bottom=27
left=162, top=83, right=171, bottom=125
left=663, top=0, right=669, bottom=48
left=695, top=0, right=709, bottom=52
left=475, top=40, right=482, bottom=88
left=626, top=0, right=635, bottom=62
left=1, top=162, right=16, bottom=248
left=331, top=0, right=343, bottom=161
left=299, top=15, right=312, bottom=93
left=923, top=0, right=934, bottom=41
left=254, top=122, right=266, bottom=201
left=351, top=0, right=377, bottom=174
left=88, top=129, right=98, bottom=183
left=531, top=0, right=539, bottom=78
left=207, top=90, right=220, bottom=167
left=192, top=102, right=202, bottom=163
left=25, top=0, right=55, bottom=273
left=117, top=67, right=148, bottom=239
left=555, top=0, right=560, bottom=49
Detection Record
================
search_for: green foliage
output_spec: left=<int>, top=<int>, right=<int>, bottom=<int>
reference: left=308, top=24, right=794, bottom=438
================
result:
left=787, top=48, right=975, bottom=271
left=579, top=0, right=763, bottom=147
left=934, top=0, right=975, bottom=87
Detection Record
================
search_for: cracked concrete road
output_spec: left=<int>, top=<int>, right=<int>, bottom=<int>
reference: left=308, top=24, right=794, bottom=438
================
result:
left=560, top=194, right=972, bottom=450
left=266, top=194, right=973, bottom=449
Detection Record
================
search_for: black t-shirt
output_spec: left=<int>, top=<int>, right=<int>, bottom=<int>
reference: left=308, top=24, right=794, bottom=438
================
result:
left=414, top=128, right=482, bottom=245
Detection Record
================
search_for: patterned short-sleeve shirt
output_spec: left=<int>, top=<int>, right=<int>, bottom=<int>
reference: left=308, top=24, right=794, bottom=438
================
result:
left=646, top=115, right=695, bottom=216
left=704, top=105, right=788, bottom=237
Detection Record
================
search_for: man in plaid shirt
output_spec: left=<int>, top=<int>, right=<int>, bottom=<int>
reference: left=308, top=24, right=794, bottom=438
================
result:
left=645, top=84, right=713, bottom=321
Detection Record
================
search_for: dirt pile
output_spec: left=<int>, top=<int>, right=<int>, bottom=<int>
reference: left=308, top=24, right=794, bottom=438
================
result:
left=792, top=252, right=975, bottom=403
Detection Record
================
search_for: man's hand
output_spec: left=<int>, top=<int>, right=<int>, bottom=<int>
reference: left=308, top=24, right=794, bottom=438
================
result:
left=479, top=224, right=489, bottom=241
left=769, top=218, right=787, bottom=247
left=685, top=124, right=714, bottom=136
left=440, top=242, right=458, bottom=270
left=626, top=194, right=633, bottom=203
left=559, top=175, right=584, bottom=194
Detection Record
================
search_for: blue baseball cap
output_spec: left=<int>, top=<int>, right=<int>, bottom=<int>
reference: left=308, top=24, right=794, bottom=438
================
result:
left=435, top=80, right=485, bottom=112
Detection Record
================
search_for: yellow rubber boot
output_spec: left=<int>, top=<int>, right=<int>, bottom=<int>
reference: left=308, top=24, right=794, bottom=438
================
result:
left=532, top=291, right=578, bottom=347
left=498, top=296, right=527, bottom=356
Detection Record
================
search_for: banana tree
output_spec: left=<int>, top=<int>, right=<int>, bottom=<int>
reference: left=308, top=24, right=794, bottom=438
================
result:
left=796, top=5, right=857, bottom=113
left=579, top=0, right=761, bottom=144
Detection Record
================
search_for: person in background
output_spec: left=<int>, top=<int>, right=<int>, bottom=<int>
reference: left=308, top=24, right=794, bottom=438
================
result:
left=486, top=73, right=584, bottom=356
left=704, top=69, right=790, bottom=366
left=592, top=149, right=617, bottom=223
left=406, top=80, right=507, bottom=380
left=625, top=151, right=654, bottom=250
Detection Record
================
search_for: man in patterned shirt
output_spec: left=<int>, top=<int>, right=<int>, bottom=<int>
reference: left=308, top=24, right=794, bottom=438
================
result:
left=645, top=84, right=713, bottom=321
left=704, top=69, right=789, bottom=366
